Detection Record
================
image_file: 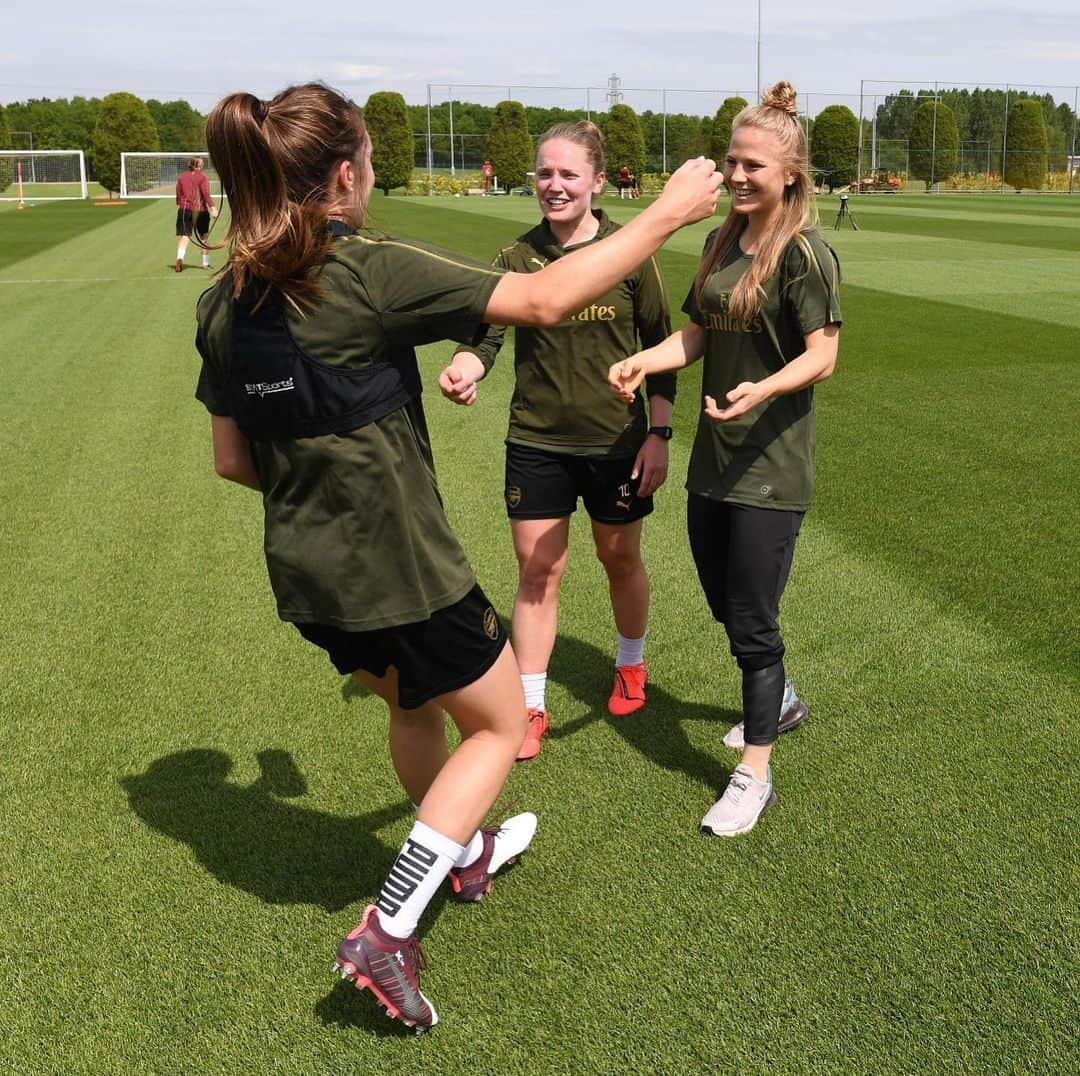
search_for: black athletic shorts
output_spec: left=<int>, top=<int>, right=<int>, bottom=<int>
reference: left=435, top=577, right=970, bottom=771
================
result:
left=176, top=208, right=211, bottom=238
left=504, top=442, right=652, bottom=524
left=294, top=584, right=507, bottom=710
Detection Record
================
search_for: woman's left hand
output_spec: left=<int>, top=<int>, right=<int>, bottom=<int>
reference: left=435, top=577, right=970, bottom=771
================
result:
left=632, top=435, right=669, bottom=497
left=704, top=381, right=771, bottom=422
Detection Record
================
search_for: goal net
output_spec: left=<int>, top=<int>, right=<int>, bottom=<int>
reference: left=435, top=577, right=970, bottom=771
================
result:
left=0, top=150, right=88, bottom=201
left=120, top=152, right=222, bottom=200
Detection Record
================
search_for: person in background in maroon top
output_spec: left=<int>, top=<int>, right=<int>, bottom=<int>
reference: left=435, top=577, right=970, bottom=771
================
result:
left=175, top=157, right=217, bottom=272
left=481, top=158, right=494, bottom=193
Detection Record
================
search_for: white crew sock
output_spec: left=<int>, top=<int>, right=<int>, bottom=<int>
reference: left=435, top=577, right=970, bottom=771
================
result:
left=615, top=630, right=646, bottom=668
left=520, top=672, right=547, bottom=711
left=201, top=251, right=211, bottom=268
left=375, top=821, right=463, bottom=938
left=411, top=803, right=484, bottom=869
left=458, top=814, right=539, bottom=874
left=455, top=830, right=485, bottom=868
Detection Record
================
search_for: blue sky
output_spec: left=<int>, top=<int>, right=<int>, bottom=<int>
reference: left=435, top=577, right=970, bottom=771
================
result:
left=4, top=3, right=1079, bottom=115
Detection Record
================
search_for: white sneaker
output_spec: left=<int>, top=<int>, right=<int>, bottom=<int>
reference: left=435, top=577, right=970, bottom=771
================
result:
left=448, top=812, right=537, bottom=902
left=723, top=678, right=808, bottom=749
left=489, top=811, right=538, bottom=874
left=700, top=764, right=777, bottom=836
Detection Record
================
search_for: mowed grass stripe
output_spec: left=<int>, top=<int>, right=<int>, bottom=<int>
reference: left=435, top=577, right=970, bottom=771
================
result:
left=830, top=205, right=1080, bottom=252
left=819, top=227, right=1080, bottom=329
left=841, top=202, right=1080, bottom=229
left=818, top=280, right=1077, bottom=676
left=0, top=199, right=155, bottom=270
left=848, top=191, right=1080, bottom=217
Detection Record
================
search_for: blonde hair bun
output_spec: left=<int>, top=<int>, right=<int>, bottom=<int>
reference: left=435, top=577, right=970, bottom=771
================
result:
left=761, top=81, right=798, bottom=118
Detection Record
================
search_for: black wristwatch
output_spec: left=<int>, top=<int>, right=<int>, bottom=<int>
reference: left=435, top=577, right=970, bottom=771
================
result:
left=647, top=426, right=674, bottom=440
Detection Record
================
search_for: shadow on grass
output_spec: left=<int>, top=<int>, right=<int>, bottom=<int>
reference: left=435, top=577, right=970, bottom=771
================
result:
left=341, top=677, right=371, bottom=702
left=120, top=748, right=411, bottom=912
left=546, top=632, right=742, bottom=799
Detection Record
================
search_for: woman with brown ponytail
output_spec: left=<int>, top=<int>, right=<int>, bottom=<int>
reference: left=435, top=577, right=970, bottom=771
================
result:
left=193, top=83, right=720, bottom=1031
left=610, top=82, right=842, bottom=838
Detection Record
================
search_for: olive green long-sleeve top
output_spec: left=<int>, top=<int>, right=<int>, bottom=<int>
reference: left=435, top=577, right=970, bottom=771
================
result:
left=463, top=210, right=676, bottom=458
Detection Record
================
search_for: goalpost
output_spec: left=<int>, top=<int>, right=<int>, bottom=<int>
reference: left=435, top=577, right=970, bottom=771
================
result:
left=120, top=152, right=223, bottom=200
left=0, top=150, right=87, bottom=201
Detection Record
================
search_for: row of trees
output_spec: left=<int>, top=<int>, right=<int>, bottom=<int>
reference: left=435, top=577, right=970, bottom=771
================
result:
left=874, top=87, right=1075, bottom=172
left=4, top=85, right=1075, bottom=196
left=406, top=99, right=725, bottom=174
left=0, top=92, right=204, bottom=188
left=368, top=92, right=659, bottom=192
left=809, top=96, right=1060, bottom=191
left=405, top=87, right=1077, bottom=185
left=367, top=89, right=1070, bottom=194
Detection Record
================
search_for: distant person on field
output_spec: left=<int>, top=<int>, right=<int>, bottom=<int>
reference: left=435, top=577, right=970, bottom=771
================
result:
left=482, top=158, right=494, bottom=193
left=617, top=163, right=635, bottom=199
left=610, top=82, right=841, bottom=838
left=175, top=157, right=216, bottom=272
left=439, top=120, right=675, bottom=761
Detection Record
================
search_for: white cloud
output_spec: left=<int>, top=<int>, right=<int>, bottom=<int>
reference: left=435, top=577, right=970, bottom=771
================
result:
left=331, top=64, right=394, bottom=81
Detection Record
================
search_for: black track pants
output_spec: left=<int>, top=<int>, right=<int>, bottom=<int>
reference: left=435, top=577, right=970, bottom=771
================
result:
left=687, top=495, right=803, bottom=745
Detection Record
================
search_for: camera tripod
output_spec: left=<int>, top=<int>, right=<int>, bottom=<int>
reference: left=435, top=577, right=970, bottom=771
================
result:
left=834, top=195, right=859, bottom=231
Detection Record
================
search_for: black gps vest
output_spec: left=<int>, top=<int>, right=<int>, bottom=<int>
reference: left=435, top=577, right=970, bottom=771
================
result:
left=225, top=276, right=421, bottom=443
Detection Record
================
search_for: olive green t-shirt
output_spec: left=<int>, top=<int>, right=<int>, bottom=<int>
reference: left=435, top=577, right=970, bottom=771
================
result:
left=462, top=211, right=675, bottom=458
left=194, top=230, right=503, bottom=630
left=682, top=229, right=841, bottom=510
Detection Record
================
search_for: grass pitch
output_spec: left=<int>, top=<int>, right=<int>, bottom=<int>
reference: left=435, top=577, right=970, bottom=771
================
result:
left=0, top=192, right=1076, bottom=1075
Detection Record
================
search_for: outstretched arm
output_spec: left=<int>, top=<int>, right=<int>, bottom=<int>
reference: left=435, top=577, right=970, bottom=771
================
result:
left=483, top=158, right=721, bottom=327
left=609, top=324, right=706, bottom=403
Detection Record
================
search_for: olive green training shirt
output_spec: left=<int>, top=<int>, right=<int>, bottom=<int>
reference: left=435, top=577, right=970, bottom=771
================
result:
left=682, top=228, right=842, bottom=511
left=462, top=210, right=676, bottom=458
left=194, top=230, right=503, bottom=631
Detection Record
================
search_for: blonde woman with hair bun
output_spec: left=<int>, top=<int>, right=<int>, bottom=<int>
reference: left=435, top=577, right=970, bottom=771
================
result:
left=441, top=119, right=677, bottom=760
left=610, top=81, right=842, bottom=837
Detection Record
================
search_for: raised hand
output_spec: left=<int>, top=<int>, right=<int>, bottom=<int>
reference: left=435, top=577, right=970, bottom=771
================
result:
left=438, top=352, right=486, bottom=406
left=608, top=358, right=646, bottom=404
left=654, top=157, right=723, bottom=227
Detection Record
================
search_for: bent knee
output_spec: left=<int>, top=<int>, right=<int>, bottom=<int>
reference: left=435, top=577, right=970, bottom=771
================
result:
left=517, top=558, right=566, bottom=598
left=596, top=547, right=643, bottom=581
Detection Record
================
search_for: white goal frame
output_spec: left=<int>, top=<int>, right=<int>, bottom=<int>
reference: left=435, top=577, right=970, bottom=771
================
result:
left=0, top=150, right=88, bottom=201
left=120, top=152, right=222, bottom=200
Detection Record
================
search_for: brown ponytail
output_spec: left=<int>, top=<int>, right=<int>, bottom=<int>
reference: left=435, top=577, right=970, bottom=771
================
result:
left=693, top=80, right=817, bottom=320
left=205, top=83, right=369, bottom=308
